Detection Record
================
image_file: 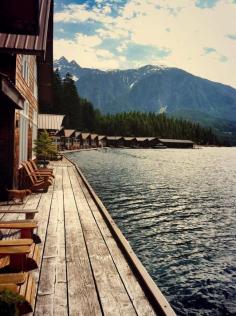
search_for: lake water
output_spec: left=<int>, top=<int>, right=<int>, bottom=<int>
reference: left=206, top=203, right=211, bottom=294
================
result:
left=67, top=148, right=236, bottom=316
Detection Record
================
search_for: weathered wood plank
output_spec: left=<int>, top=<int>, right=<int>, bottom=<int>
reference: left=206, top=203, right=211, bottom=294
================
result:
left=68, top=167, right=137, bottom=316
left=63, top=167, right=102, bottom=316
left=34, top=167, right=68, bottom=316
left=54, top=168, right=68, bottom=316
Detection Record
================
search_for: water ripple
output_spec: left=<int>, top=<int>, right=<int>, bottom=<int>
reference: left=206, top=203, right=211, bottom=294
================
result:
left=68, top=148, right=236, bottom=316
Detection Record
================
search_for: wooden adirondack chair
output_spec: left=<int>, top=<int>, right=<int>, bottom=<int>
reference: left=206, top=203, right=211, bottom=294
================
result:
left=21, top=162, right=52, bottom=192
left=0, top=239, right=40, bottom=272
left=0, top=209, right=38, bottom=219
left=29, top=159, right=54, bottom=176
left=0, top=220, right=41, bottom=244
left=24, top=161, right=54, bottom=181
left=0, top=272, right=36, bottom=314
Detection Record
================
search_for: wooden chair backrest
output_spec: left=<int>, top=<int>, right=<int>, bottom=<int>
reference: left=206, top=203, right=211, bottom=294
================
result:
left=21, top=162, right=38, bottom=184
left=29, top=159, right=38, bottom=172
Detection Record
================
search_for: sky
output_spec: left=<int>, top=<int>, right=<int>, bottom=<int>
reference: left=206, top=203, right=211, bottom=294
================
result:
left=54, top=0, right=236, bottom=88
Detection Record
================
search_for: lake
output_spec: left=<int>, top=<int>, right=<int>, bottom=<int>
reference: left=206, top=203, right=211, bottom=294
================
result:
left=67, top=148, right=236, bottom=316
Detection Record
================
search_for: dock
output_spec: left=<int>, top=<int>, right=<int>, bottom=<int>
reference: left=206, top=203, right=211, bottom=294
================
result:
left=0, top=159, right=176, bottom=316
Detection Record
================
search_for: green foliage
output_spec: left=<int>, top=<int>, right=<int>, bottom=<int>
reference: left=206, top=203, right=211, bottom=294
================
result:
left=33, top=130, right=57, bottom=161
left=0, top=289, right=24, bottom=316
left=46, top=70, right=221, bottom=145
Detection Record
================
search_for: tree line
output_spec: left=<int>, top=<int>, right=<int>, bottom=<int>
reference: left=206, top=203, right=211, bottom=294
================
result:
left=40, top=70, right=221, bottom=145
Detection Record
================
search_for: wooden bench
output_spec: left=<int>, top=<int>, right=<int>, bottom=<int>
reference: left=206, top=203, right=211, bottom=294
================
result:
left=0, top=221, right=41, bottom=244
left=0, top=239, right=40, bottom=272
left=0, top=272, right=36, bottom=314
left=0, top=209, right=38, bottom=219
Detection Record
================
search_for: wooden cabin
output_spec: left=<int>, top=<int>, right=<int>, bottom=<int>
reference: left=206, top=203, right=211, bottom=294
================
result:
left=38, top=114, right=65, bottom=136
left=38, top=114, right=65, bottom=150
left=98, top=135, right=107, bottom=147
left=136, top=137, right=149, bottom=148
left=0, top=0, right=53, bottom=200
left=90, top=134, right=99, bottom=147
left=135, top=137, right=158, bottom=148
left=123, top=137, right=138, bottom=148
left=157, top=138, right=194, bottom=148
left=64, top=129, right=76, bottom=150
left=80, top=133, right=91, bottom=149
left=106, top=136, right=124, bottom=148
left=74, top=131, right=82, bottom=149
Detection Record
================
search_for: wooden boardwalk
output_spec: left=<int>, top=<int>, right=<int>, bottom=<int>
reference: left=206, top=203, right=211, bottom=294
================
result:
left=0, top=160, right=175, bottom=316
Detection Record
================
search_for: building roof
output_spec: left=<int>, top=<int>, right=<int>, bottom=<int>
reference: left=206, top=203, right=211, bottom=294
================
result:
left=0, top=72, right=24, bottom=109
left=107, top=136, right=124, bottom=141
left=158, top=138, right=194, bottom=144
left=75, top=131, right=82, bottom=138
left=81, top=133, right=91, bottom=140
left=0, top=0, right=52, bottom=57
left=90, top=134, right=98, bottom=140
left=38, top=114, right=64, bottom=130
left=64, top=129, right=76, bottom=138
left=98, top=135, right=106, bottom=141
left=123, top=137, right=136, bottom=141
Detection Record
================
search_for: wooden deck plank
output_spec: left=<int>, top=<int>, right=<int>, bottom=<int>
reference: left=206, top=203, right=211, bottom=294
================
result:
left=72, top=171, right=156, bottom=316
left=34, top=167, right=68, bottom=316
left=53, top=168, right=68, bottom=316
left=68, top=167, right=137, bottom=316
left=4, top=160, right=174, bottom=316
left=63, top=167, right=102, bottom=316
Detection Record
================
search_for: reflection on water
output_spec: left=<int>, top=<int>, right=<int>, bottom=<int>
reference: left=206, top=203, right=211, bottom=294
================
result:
left=67, top=148, right=236, bottom=316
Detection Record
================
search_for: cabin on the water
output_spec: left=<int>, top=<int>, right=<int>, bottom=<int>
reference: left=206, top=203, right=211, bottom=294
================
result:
left=0, top=0, right=53, bottom=200
left=158, top=138, right=194, bottom=148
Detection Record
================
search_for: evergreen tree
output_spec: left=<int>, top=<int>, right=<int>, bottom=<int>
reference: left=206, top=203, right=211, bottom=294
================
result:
left=33, top=130, right=57, bottom=165
left=48, top=70, right=222, bottom=146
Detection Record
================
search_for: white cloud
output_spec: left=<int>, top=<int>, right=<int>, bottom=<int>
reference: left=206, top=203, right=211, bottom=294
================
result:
left=54, top=0, right=236, bottom=87
left=54, top=34, right=125, bottom=69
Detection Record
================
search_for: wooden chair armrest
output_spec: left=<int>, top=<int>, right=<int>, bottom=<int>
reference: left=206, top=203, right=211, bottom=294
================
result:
left=0, top=239, right=33, bottom=247
left=0, top=245, right=31, bottom=255
left=0, top=272, right=27, bottom=284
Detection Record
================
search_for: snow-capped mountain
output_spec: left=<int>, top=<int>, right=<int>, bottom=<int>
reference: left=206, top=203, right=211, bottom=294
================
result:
left=54, top=56, right=236, bottom=126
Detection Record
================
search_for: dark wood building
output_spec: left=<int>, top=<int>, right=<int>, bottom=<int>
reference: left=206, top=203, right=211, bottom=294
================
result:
left=123, top=137, right=138, bottom=148
left=106, top=136, right=124, bottom=147
left=158, top=138, right=194, bottom=148
left=0, top=0, right=53, bottom=200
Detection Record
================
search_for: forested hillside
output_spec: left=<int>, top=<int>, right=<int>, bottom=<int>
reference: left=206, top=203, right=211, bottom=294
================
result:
left=40, top=70, right=222, bottom=145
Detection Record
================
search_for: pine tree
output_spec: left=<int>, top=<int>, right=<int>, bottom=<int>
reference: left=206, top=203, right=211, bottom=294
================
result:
left=33, top=130, right=57, bottom=165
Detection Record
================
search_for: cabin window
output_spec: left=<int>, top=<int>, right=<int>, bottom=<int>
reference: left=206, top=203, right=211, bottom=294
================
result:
left=19, top=100, right=29, bottom=163
left=32, top=110, right=38, bottom=158
left=21, top=55, right=30, bottom=85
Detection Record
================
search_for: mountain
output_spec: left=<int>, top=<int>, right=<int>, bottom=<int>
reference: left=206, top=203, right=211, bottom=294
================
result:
left=54, top=57, right=236, bottom=140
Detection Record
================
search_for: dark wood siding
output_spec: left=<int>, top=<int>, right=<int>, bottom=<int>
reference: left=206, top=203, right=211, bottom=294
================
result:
left=0, top=102, right=15, bottom=199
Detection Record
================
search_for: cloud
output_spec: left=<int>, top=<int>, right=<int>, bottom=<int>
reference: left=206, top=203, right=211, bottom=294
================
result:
left=227, top=34, right=236, bottom=40
left=54, top=33, right=126, bottom=69
left=54, top=0, right=236, bottom=87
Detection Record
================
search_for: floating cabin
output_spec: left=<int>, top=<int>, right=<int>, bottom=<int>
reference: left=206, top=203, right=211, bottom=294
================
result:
left=158, top=138, right=195, bottom=148
left=106, top=136, right=124, bottom=147
left=123, top=136, right=138, bottom=148
left=64, top=129, right=76, bottom=150
left=74, top=131, right=82, bottom=149
left=38, top=113, right=65, bottom=150
left=38, top=113, right=65, bottom=136
left=80, top=132, right=91, bottom=148
left=0, top=0, right=53, bottom=200
left=90, top=133, right=99, bottom=147
left=98, top=135, right=107, bottom=147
